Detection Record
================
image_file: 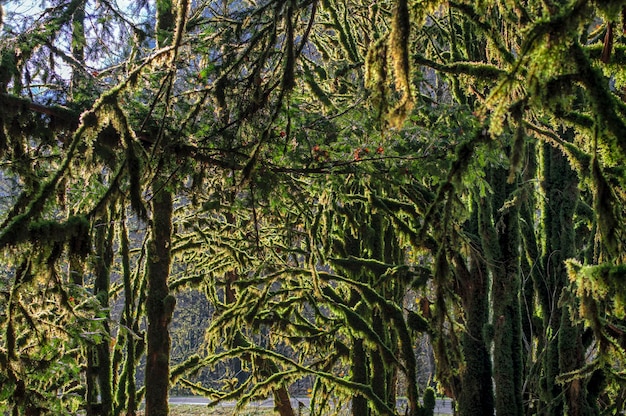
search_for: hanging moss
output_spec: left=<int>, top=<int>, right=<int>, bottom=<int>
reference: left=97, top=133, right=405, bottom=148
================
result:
left=125, top=135, right=148, bottom=221
left=365, top=37, right=388, bottom=119
left=0, top=214, right=90, bottom=257
left=567, top=261, right=626, bottom=320
left=156, top=0, right=175, bottom=47
left=571, top=43, right=626, bottom=163
left=508, top=102, right=526, bottom=183
left=387, top=0, right=414, bottom=128
left=591, top=157, right=621, bottom=257
left=303, top=66, right=334, bottom=109
left=281, top=1, right=296, bottom=93
left=0, top=49, right=18, bottom=93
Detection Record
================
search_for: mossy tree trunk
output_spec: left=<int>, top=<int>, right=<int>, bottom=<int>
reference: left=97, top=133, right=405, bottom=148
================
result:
left=370, top=207, right=402, bottom=413
left=537, top=141, right=563, bottom=415
left=144, top=0, right=177, bottom=412
left=455, top=201, right=494, bottom=416
left=69, top=6, right=115, bottom=414
left=372, top=310, right=395, bottom=409
left=87, top=214, right=114, bottom=416
left=481, top=168, right=523, bottom=416
left=519, top=145, right=542, bottom=415
left=144, top=183, right=174, bottom=416
left=538, top=140, right=588, bottom=415
left=114, top=214, right=142, bottom=416
left=457, top=257, right=495, bottom=416
left=349, top=303, right=370, bottom=416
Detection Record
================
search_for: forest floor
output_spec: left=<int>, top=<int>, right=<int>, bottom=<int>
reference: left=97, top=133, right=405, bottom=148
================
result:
left=161, top=402, right=452, bottom=415
left=168, top=404, right=277, bottom=415
left=141, top=404, right=339, bottom=415
left=133, top=397, right=454, bottom=415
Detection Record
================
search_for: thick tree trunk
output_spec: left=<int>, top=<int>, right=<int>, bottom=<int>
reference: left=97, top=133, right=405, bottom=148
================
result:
left=272, top=387, right=295, bottom=416
left=481, top=169, right=523, bottom=416
left=538, top=142, right=566, bottom=415
left=455, top=245, right=494, bottom=416
left=143, top=0, right=179, bottom=412
left=492, top=208, right=523, bottom=416
left=351, top=338, right=369, bottom=416
left=144, top=186, right=174, bottom=416
left=539, top=141, right=588, bottom=416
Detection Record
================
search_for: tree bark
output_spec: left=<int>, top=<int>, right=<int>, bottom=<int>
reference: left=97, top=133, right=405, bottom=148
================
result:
left=144, top=186, right=174, bottom=416
left=351, top=337, right=369, bottom=416
left=539, top=140, right=589, bottom=416
left=455, top=244, right=494, bottom=416
left=481, top=169, right=523, bottom=416
left=92, top=216, right=114, bottom=416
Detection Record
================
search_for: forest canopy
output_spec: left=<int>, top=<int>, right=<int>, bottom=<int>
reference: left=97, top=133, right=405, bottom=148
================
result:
left=1, top=0, right=626, bottom=415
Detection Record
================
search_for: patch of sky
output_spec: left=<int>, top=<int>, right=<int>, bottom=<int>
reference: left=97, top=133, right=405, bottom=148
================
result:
left=2, top=0, right=156, bottom=103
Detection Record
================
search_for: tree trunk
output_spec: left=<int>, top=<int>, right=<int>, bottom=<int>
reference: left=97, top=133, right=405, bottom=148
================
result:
left=114, top=215, right=141, bottom=416
left=351, top=338, right=369, bottom=416
left=519, top=170, right=541, bottom=416
left=539, top=140, right=588, bottom=415
left=143, top=0, right=178, bottom=411
left=144, top=186, right=174, bottom=416
left=69, top=6, right=115, bottom=415
left=455, top=237, right=494, bottom=415
left=481, top=169, right=523, bottom=416
left=94, top=216, right=114, bottom=416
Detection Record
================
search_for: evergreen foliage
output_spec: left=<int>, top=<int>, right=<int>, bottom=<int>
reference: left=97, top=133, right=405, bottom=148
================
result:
left=2, top=0, right=626, bottom=415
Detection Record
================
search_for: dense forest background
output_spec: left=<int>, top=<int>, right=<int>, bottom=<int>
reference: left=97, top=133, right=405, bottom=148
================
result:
left=1, top=0, right=626, bottom=415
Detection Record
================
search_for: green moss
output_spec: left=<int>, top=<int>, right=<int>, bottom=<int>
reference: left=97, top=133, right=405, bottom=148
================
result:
left=156, top=0, right=175, bottom=47
left=0, top=50, right=18, bottom=91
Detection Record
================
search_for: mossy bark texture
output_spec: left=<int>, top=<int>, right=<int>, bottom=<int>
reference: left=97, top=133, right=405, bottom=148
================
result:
left=90, top=216, right=114, bottom=416
left=456, top=203, right=494, bottom=416
left=481, top=168, right=523, bottom=416
left=538, top=141, right=590, bottom=416
left=144, top=186, right=174, bottom=416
